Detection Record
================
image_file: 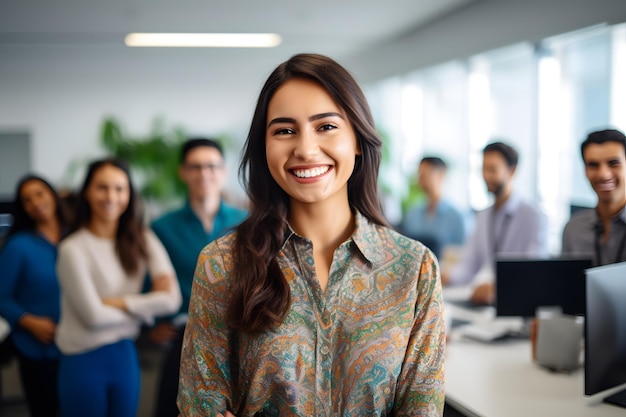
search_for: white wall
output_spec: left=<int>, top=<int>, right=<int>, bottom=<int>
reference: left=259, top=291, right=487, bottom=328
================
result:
left=0, top=45, right=276, bottom=191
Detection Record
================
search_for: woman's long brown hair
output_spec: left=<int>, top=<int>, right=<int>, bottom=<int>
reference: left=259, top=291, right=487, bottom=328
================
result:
left=74, top=158, right=148, bottom=275
left=229, top=53, right=388, bottom=333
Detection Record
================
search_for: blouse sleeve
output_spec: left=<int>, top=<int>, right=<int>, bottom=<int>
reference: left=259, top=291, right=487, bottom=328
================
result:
left=123, top=230, right=181, bottom=323
left=0, top=237, right=27, bottom=327
left=178, top=239, right=234, bottom=416
left=393, top=247, right=446, bottom=417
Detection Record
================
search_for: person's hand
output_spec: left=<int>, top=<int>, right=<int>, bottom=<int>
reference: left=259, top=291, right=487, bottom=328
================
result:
left=102, top=296, right=127, bottom=311
left=19, top=314, right=56, bottom=344
left=217, top=411, right=236, bottom=417
left=151, top=276, right=171, bottom=292
left=148, top=322, right=178, bottom=346
left=470, top=283, right=495, bottom=305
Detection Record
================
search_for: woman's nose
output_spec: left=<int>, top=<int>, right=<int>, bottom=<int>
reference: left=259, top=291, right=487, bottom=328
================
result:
left=293, top=131, right=319, bottom=160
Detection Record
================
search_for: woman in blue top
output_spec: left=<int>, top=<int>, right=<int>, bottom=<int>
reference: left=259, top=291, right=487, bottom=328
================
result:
left=0, top=174, right=70, bottom=417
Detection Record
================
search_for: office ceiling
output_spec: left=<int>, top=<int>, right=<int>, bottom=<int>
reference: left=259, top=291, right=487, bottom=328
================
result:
left=0, top=1, right=472, bottom=53
left=0, top=0, right=475, bottom=133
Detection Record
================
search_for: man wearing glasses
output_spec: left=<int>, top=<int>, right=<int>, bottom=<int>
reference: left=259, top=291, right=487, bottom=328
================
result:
left=150, top=138, right=248, bottom=417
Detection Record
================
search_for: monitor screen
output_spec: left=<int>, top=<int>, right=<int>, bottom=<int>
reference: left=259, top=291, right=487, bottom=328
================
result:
left=585, top=262, right=626, bottom=399
left=495, top=258, right=592, bottom=317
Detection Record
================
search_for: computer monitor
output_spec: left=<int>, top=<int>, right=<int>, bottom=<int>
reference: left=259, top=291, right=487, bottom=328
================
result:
left=495, top=258, right=592, bottom=317
left=585, top=262, right=626, bottom=407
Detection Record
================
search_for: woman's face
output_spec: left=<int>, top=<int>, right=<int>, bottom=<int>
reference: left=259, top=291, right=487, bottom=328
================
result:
left=20, top=179, right=57, bottom=224
left=84, top=164, right=130, bottom=225
left=265, top=78, right=360, bottom=207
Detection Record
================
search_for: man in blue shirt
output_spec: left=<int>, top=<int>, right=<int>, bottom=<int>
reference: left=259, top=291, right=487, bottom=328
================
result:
left=399, top=156, right=468, bottom=259
left=150, top=138, right=248, bottom=417
left=443, top=142, right=548, bottom=305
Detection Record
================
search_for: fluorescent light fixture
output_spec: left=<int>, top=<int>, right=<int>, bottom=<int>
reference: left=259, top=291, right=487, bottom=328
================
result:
left=124, top=33, right=282, bottom=48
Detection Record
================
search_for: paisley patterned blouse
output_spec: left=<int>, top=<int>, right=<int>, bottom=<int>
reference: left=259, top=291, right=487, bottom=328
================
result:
left=178, top=212, right=445, bottom=416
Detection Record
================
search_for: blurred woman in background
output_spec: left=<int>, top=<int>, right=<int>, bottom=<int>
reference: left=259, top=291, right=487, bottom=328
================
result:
left=0, top=174, right=70, bottom=417
left=55, top=158, right=181, bottom=417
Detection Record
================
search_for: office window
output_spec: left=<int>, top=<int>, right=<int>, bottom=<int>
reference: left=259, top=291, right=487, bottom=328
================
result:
left=368, top=22, right=623, bottom=255
left=369, top=61, right=471, bottom=219
left=467, top=43, right=537, bottom=210
left=539, top=25, right=615, bottom=252
left=417, top=62, right=470, bottom=213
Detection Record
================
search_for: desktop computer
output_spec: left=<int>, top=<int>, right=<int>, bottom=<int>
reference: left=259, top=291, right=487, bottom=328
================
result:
left=585, top=262, right=626, bottom=408
left=453, top=257, right=592, bottom=343
left=496, top=258, right=592, bottom=317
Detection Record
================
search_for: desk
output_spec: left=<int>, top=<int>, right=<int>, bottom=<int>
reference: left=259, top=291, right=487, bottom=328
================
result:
left=442, top=287, right=625, bottom=416
left=445, top=330, right=625, bottom=416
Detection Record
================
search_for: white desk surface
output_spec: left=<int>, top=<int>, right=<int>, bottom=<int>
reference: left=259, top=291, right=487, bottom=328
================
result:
left=445, top=340, right=625, bottom=417
left=443, top=286, right=626, bottom=417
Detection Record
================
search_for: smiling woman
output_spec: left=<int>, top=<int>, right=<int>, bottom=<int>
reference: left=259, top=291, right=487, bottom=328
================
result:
left=54, top=158, right=181, bottom=417
left=178, top=53, right=446, bottom=417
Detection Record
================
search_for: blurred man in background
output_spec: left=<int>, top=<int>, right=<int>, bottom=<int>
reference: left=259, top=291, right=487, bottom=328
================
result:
left=443, top=141, right=548, bottom=305
left=398, top=156, right=467, bottom=259
left=150, top=138, right=248, bottom=417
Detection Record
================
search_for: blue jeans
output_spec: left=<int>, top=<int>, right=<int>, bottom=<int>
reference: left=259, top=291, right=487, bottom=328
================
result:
left=58, top=339, right=140, bottom=417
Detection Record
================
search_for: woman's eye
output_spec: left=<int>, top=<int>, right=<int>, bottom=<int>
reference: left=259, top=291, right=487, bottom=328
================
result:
left=274, top=127, right=295, bottom=135
left=319, top=123, right=337, bottom=132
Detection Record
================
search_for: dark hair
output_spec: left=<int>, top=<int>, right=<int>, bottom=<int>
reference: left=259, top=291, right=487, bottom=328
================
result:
left=180, top=138, right=224, bottom=163
left=420, top=156, right=447, bottom=169
left=8, top=175, right=69, bottom=238
left=483, top=141, right=518, bottom=168
left=74, top=158, right=147, bottom=275
left=580, top=129, right=626, bottom=162
left=229, top=53, right=388, bottom=332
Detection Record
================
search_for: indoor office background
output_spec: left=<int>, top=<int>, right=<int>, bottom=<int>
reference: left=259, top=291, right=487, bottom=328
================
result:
left=2, top=1, right=626, bottom=416
left=369, top=22, right=626, bottom=254
left=2, top=1, right=626, bottom=223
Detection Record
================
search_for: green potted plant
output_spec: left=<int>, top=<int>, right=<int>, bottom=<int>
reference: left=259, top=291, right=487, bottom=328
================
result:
left=100, top=116, right=187, bottom=205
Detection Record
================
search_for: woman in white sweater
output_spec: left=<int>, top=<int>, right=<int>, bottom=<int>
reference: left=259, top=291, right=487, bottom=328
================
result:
left=55, top=158, right=181, bottom=417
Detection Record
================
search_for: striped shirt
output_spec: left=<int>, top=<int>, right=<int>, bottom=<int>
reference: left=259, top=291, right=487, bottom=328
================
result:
left=178, top=213, right=445, bottom=417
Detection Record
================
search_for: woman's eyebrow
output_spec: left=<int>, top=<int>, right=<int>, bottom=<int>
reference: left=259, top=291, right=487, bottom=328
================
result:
left=309, top=112, right=344, bottom=121
left=267, top=117, right=295, bottom=128
left=267, top=112, right=344, bottom=128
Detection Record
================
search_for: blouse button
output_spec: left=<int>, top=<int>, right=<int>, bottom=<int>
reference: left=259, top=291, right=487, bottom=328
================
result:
left=384, top=387, right=391, bottom=395
left=321, top=345, right=330, bottom=355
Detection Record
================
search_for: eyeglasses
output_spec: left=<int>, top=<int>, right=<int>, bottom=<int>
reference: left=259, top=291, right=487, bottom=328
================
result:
left=183, top=163, right=224, bottom=172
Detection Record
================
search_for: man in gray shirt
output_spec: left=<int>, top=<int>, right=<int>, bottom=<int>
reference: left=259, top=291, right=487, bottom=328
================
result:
left=562, top=129, right=626, bottom=266
left=443, top=142, right=549, bottom=305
